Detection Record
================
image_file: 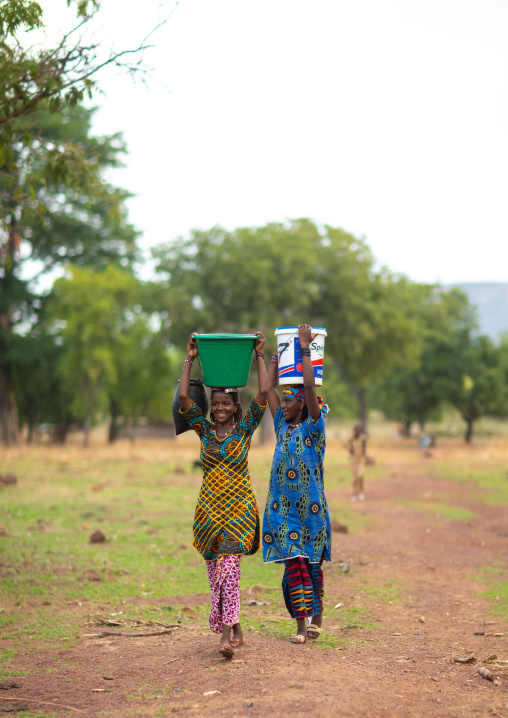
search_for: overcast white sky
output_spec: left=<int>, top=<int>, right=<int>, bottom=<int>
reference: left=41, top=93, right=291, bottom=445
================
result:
left=44, top=0, right=508, bottom=284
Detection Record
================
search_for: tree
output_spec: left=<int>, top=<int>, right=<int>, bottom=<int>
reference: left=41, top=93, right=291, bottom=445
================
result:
left=152, top=220, right=323, bottom=344
left=1, top=0, right=96, bottom=134
left=0, top=0, right=166, bottom=152
left=373, top=288, right=476, bottom=434
left=153, top=219, right=422, bottom=429
left=107, top=317, right=180, bottom=443
left=0, top=0, right=169, bottom=444
left=0, top=104, right=138, bottom=444
left=306, top=228, right=423, bottom=430
left=48, top=265, right=138, bottom=446
left=374, top=289, right=508, bottom=442
left=447, top=335, right=508, bottom=443
left=48, top=265, right=177, bottom=446
left=12, top=329, right=73, bottom=442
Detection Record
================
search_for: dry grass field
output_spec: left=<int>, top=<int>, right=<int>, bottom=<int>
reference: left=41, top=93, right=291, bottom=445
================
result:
left=1, top=425, right=508, bottom=717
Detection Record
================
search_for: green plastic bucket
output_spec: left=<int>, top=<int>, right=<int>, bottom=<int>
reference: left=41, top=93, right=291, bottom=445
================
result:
left=194, top=333, right=257, bottom=387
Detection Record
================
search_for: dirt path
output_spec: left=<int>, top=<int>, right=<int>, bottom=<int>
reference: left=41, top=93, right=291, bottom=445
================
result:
left=3, top=462, right=508, bottom=717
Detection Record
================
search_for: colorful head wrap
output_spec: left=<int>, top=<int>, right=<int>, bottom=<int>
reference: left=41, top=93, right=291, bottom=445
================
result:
left=281, top=386, right=329, bottom=416
left=282, top=386, right=306, bottom=402
left=317, top=396, right=329, bottom=417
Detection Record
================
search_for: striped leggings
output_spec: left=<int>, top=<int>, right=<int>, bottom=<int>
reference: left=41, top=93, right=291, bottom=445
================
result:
left=282, top=556, right=324, bottom=620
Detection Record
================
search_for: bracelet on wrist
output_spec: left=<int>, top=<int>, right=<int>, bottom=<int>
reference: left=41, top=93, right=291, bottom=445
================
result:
left=255, top=352, right=264, bottom=358
left=185, top=358, right=193, bottom=364
left=270, top=357, right=278, bottom=363
left=301, top=348, right=311, bottom=357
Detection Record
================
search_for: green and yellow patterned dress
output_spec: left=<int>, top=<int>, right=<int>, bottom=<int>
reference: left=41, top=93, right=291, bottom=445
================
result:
left=180, top=399, right=266, bottom=561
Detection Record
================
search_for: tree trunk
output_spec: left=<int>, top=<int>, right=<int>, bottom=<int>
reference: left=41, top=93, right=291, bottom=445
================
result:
left=0, top=292, right=19, bottom=446
left=108, top=399, right=121, bottom=444
left=0, top=215, right=21, bottom=446
left=0, top=364, right=19, bottom=446
left=130, top=417, right=138, bottom=444
left=341, top=368, right=368, bottom=434
left=403, top=417, right=411, bottom=437
left=83, top=411, right=92, bottom=447
left=25, top=404, right=39, bottom=444
left=464, top=418, right=474, bottom=444
left=354, top=386, right=368, bottom=434
left=83, top=384, right=98, bottom=447
left=52, top=413, right=73, bottom=444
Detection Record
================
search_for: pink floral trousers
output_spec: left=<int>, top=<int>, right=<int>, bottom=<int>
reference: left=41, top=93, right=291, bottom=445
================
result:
left=206, top=555, right=241, bottom=634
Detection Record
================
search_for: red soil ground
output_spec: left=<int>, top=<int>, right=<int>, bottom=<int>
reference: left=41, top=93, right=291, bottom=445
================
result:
left=2, top=455, right=508, bottom=717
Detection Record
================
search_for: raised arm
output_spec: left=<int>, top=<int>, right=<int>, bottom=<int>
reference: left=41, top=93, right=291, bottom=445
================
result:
left=299, top=324, right=321, bottom=422
left=178, top=333, right=198, bottom=411
left=254, top=331, right=268, bottom=405
left=267, top=348, right=281, bottom=417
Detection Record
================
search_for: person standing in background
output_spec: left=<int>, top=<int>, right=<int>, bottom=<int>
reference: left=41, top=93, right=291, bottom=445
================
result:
left=347, top=424, right=367, bottom=501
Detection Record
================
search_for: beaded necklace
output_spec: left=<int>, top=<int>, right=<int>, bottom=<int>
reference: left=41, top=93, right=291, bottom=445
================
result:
left=286, top=421, right=301, bottom=435
left=213, top=423, right=237, bottom=441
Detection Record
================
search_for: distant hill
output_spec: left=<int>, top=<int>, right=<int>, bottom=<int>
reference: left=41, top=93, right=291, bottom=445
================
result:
left=446, top=283, right=508, bottom=341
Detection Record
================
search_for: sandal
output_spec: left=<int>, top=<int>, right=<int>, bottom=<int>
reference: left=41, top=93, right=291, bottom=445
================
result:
left=219, top=642, right=235, bottom=658
left=307, top=624, right=322, bottom=640
left=288, top=634, right=306, bottom=644
left=230, top=636, right=245, bottom=647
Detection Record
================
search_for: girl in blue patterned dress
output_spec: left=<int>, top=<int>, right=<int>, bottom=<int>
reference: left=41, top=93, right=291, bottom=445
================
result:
left=263, top=324, right=331, bottom=644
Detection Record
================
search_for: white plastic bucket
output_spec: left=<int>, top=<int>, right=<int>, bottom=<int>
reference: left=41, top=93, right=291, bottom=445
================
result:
left=274, top=326, right=327, bottom=386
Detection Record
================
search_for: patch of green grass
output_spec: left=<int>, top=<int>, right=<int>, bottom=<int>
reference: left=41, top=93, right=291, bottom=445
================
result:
left=327, top=501, right=378, bottom=533
left=473, top=565, right=508, bottom=622
left=0, top=454, right=286, bottom=608
left=395, top=499, right=476, bottom=523
left=0, top=614, right=17, bottom=629
left=1, top=618, right=80, bottom=643
left=98, top=710, right=160, bottom=718
left=0, top=668, right=28, bottom=676
left=322, top=578, right=403, bottom=648
left=361, top=579, right=403, bottom=604
left=0, top=445, right=407, bottom=674
left=432, top=463, right=508, bottom=505
left=0, top=647, right=19, bottom=665
left=241, top=609, right=360, bottom=649
left=484, top=582, right=508, bottom=620
left=236, top=578, right=400, bottom=651
left=125, top=681, right=173, bottom=701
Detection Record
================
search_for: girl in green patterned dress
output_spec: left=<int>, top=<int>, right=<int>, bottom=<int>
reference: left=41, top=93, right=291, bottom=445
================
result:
left=178, top=332, right=268, bottom=657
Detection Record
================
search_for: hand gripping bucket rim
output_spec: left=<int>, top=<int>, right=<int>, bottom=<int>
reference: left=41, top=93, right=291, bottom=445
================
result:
left=274, top=326, right=327, bottom=386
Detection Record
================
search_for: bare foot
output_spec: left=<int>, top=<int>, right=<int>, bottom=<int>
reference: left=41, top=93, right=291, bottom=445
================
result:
left=219, top=642, right=234, bottom=657
left=231, top=622, right=244, bottom=646
left=219, top=623, right=235, bottom=657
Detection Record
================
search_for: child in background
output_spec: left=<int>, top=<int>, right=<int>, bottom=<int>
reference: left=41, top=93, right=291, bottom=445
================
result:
left=347, top=424, right=367, bottom=501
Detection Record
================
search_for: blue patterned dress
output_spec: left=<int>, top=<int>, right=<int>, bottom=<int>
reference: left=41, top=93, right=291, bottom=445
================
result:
left=262, top=407, right=331, bottom=564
